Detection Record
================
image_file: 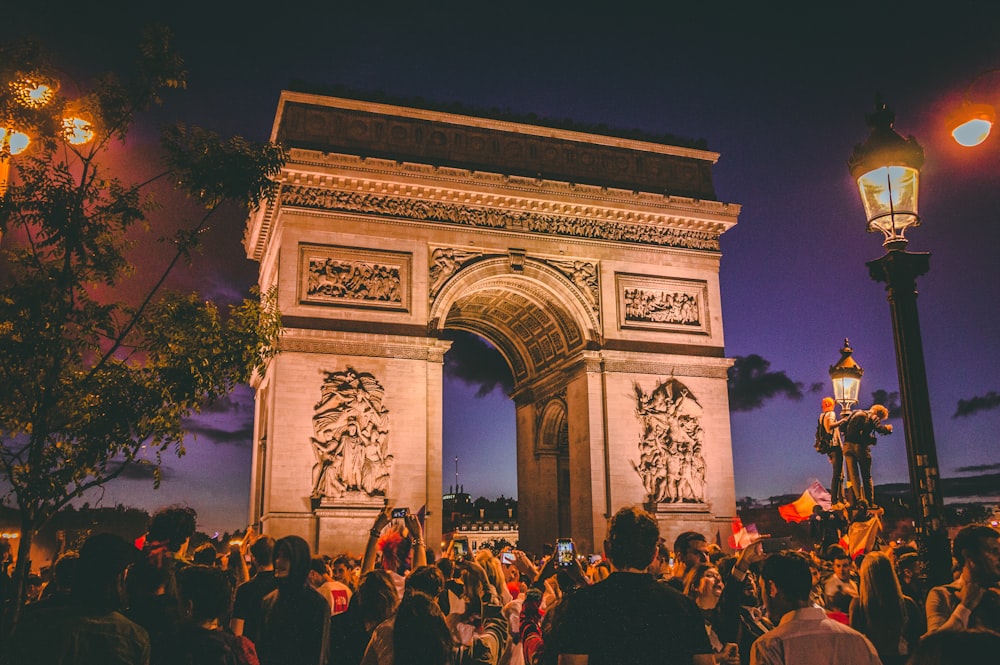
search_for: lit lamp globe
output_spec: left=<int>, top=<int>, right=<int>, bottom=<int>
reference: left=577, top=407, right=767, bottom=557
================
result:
left=829, top=339, right=864, bottom=414
left=947, top=102, right=995, bottom=147
left=848, top=102, right=925, bottom=251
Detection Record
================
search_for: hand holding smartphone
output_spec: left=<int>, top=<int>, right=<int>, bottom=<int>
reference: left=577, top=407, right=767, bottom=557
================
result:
left=556, top=538, right=576, bottom=566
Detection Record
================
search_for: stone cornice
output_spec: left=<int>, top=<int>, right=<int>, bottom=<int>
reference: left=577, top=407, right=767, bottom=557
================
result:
left=245, top=169, right=733, bottom=261
left=278, top=329, right=451, bottom=362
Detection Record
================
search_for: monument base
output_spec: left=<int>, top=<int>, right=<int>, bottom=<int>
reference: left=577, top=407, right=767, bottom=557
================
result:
left=314, top=494, right=388, bottom=556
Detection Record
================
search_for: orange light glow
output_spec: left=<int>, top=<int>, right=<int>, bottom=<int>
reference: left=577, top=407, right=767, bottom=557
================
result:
left=9, top=77, right=56, bottom=108
left=62, top=117, right=95, bottom=145
left=1, top=128, right=31, bottom=155
left=947, top=102, right=995, bottom=147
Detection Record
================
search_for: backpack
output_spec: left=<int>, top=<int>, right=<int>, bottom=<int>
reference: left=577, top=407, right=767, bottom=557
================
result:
left=814, top=414, right=833, bottom=454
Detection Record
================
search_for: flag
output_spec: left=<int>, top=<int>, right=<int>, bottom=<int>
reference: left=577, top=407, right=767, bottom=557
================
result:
left=778, top=480, right=832, bottom=523
left=728, top=517, right=760, bottom=550
left=848, top=515, right=882, bottom=557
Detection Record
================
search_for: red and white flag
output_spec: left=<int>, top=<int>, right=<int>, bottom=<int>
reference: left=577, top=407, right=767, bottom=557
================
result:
left=728, top=517, right=760, bottom=550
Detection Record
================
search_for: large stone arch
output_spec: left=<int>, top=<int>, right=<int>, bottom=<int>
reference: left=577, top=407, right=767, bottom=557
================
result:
left=245, top=91, right=741, bottom=555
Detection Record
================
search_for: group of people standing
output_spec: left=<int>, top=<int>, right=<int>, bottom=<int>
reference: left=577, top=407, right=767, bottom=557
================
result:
left=4, top=502, right=999, bottom=665
left=817, top=398, right=893, bottom=509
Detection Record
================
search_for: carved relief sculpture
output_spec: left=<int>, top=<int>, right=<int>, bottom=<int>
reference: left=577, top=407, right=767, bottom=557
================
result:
left=299, top=245, right=411, bottom=311
left=630, top=378, right=706, bottom=504
left=428, top=247, right=483, bottom=298
left=311, top=368, right=392, bottom=499
left=616, top=275, right=710, bottom=334
left=548, top=259, right=600, bottom=309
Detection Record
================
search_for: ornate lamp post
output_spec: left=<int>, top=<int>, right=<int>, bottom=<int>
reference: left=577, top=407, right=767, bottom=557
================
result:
left=848, top=101, right=951, bottom=586
left=829, top=339, right=864, bottom=415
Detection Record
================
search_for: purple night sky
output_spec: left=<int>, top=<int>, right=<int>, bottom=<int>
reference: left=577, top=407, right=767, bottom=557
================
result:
left=7, top=2, right=1000, bottom=534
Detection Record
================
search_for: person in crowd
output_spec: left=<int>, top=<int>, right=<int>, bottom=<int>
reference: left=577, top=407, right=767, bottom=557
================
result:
left=310, top=555, right=353, bottom=615
left=9, top=533, right=150, bottom=665
left=329, top=569, right=399, bottom=665
left=548, top=505, right=715, bottom=664
left=502, top=579, right=525, bottom=665
left=362, top=508, right=427, bottom=599
left=448, top=561, right=503, bottom=648
left=333, top=554, right=359, bottom=592
left=817, top=397, right=847, bottom=505
left=227, top=541, right=250, bottom=588
left=141, top=506, right=198, bottom=592
left=231, top=535, right=278, bottom=641
left=518, top=588, right=544, bottom=665
left=475, top=549, right=513, bottom=606
left=895, top=552, right=927, bottom=606
left=714, top=557, right=772, bottom=665
left=749, top=552, right=880, bottom=665
left=360, top=565, right=446, bottom=664
left=684, top=563, right=739, bottom=664
left=669, top=531, right=712, bottom=591
left=822, top=546, right=858, bottom=606
left=193, top=543, right=221, bottom=566
left=257, top=535, right=330, bottom=665
left=906, top=627, right=1000, bottom=665
left=809, top=505, right=846, bottom=556
left=848, top=551, right=923, bottom=665
left=165, top=564, right=259, bottom=664
left=841, top=404, right=892, bottom=508
left=33, top=551, right=78, bottom=608
left=925, top=524, right=1000, bottom=633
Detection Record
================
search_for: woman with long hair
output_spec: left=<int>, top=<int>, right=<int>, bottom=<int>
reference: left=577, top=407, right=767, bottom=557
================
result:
left=849, top=551, right=925, bottom=665
left=684, top=563, right=739, bottom=665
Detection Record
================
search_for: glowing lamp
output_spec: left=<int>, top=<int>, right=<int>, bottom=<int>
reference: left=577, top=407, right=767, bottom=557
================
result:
left=1, top=128, right=31, bottom=155
left=62, top=117, right=95, bottom=145
left=848, top=102, right=924, bottom=250
left=9, top=75, right=58, bottom=108
left=829, top=338, right=864, bottom=413
left=947, top=102, right=995, bottom=147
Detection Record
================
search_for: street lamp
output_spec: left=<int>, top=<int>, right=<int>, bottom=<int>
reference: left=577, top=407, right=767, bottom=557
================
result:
left=946, top=68, right=999, bottom=147
left=829, top=339, right=864, bottom=414
left=848, top=100, right=951, bottom=587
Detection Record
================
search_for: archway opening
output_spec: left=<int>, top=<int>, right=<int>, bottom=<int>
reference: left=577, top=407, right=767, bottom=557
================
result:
left=441, top=329, right=518, bottom=552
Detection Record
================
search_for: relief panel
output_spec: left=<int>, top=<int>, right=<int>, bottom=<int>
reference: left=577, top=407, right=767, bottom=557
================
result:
left=299, top=244, right=411, bottom=311
left=616, top=274, right=710, bottom=335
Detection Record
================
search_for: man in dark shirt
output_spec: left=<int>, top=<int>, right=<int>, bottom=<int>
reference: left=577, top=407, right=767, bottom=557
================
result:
left=551, top=506, right=715, bottom=665
left=231, top=534, right=278, bottom=644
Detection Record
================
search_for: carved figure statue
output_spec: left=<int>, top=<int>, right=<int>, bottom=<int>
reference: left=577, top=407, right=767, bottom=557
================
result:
left=630, top=378, right=706, bottom=504
left=550, top=259, right=599, bottom=308
left=428, top=247, right=482, bottom=298
left=310, top=368, right=392, bottom=499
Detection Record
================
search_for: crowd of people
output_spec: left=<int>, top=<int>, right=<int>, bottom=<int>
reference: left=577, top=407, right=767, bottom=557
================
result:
left=1, top=503, right=998, bottom=665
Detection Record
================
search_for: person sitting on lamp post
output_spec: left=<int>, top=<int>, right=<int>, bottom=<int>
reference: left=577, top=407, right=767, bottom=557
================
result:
left=841, top=405, right=892, bottom=509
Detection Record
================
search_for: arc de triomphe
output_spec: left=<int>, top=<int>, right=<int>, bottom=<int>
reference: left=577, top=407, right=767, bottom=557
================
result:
left=244, top=91, right=741, bottom=556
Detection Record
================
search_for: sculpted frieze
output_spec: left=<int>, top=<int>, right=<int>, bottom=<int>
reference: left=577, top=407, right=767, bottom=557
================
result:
left=280, top=185, right=720, bottom=251
left=429, top=247, right=484, bottom=299
left=547, top=259, right=599, bottom=310
left=631, top=378, right=706, bottom=504
left=617, top=275, right=710, bottom=334
left=311, top=368, right=392, bottom=500
left=299, top=244, right=410, bottom=311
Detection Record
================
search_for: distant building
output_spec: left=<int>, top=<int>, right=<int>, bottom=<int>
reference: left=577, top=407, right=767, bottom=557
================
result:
left=441, top=487, right=518, bottom=552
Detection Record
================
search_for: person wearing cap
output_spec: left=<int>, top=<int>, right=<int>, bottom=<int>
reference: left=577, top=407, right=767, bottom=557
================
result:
left=9, top=532, right=150, bottom=665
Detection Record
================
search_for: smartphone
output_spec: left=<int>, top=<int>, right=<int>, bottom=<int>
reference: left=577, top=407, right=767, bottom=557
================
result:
left=588, top=553, right=602, bottom=565
left=452, top=537, right=469, bottom=559
left=500, top=551, right=516, bottom=565
left=556, top=538, right=575, bottom=566
left=760, top=537, right=791, bottom=554
left=391, top=507, right=409, bottom=519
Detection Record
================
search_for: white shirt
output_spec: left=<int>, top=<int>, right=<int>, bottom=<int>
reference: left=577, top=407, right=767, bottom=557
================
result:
left=750, top=606, right=881, bottom=665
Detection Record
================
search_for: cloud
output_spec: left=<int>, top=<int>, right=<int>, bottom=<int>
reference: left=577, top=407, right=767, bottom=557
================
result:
left=113, top=460, right=171, bottom=481
left=442, top=330, right=514, bottom=397
left=954, top=391, right=1000, bottom=418
left=870, top=389, right=902, bottom=419
left=953, top=462, right=1000, bottom=474
left=727, top=354, right=804, bottom=412
left=185, top=422, right=254, bottom=446
left=808, top=382, right=825, bottom=394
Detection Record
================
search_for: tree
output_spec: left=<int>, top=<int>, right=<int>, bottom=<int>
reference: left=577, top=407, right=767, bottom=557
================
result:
left=0, top=31, right=284, bottom=622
